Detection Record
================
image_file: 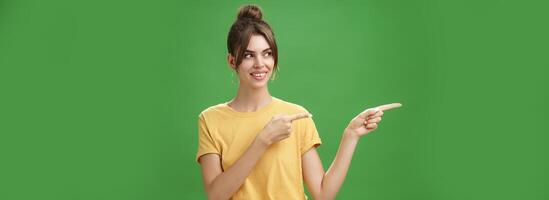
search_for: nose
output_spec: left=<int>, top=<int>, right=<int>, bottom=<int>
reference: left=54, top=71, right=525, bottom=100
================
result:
left=253, top=56, right=265, bottom=69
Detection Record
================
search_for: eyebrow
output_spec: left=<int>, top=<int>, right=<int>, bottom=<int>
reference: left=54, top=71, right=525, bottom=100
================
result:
left=244, top=48, right=272, bottom=53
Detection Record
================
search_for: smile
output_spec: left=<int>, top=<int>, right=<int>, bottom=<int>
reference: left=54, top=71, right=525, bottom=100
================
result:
left=250, top=72, right=267, bottom=80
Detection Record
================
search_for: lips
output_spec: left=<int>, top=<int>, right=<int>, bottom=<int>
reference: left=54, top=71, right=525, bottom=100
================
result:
left=250, top=71, right=268, bottom=80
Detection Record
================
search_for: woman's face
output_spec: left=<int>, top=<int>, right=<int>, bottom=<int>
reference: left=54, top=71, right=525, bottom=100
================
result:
left=230, top=35, right=274, bottom=90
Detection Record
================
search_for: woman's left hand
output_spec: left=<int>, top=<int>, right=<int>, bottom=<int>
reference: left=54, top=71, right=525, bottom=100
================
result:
left=345, top=103, right=402, bottom=138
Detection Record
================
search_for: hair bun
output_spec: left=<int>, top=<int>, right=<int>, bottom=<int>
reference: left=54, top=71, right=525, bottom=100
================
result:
left=237, top=4, right=262, bottom=20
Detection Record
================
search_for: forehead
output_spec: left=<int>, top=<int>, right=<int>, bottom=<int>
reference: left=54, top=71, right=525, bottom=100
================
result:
left=246, top=35, right=270, bottom=51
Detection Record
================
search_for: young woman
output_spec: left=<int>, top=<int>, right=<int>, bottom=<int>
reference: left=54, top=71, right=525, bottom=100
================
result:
left=196, top=4, right=402, bottom=200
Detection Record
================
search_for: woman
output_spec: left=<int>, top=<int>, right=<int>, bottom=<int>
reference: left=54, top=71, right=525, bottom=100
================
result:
left=196, top=4, right=401, bottom=200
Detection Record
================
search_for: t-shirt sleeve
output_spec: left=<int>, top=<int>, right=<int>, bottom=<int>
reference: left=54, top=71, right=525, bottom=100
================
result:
left=196, top=113, right=221, bottom=163
left=299, top=117, right=322, bottom=155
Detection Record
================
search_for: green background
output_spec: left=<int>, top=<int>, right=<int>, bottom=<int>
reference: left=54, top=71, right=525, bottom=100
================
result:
left=1, top=0, right=548, bottom=199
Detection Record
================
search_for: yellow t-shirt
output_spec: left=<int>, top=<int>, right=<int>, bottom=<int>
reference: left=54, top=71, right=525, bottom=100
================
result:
left=196, top=97, right=322, bottom=200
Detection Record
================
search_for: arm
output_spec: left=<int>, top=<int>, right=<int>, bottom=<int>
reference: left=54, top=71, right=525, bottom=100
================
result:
left=302, top=103, right=402, bottom=200
left=301, top=130, right=359, bottom=200
left=199, top=136, right=269, bottom=200
left=198, top=113, right=312, bottom=200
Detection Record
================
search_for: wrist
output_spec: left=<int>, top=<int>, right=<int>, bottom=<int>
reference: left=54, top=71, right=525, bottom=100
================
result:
left=343, top=128, right=361, bottom=141
left=256, top=130, right=272, bottom=147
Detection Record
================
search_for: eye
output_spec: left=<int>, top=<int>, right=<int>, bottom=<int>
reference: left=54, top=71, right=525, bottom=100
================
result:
left=264, top=51, right=272, bottom=57
left=244, top=53, right=253, bottom=59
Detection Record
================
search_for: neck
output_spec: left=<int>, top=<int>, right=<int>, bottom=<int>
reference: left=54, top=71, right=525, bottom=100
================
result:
left=229, top=85, right=272, bottom=112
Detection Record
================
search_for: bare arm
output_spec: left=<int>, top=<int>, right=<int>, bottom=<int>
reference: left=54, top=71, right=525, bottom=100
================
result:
left=302, top=103, right=402, bottom=200
left=302, top=131, right=359, bottom=200
left=198, top=113, right=312, bottom=200
left=199, top=136, right=269, bottom=200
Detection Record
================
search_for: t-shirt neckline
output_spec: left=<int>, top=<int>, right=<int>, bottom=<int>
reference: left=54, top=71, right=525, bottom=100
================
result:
left=223, top=97, right=278, bottom=117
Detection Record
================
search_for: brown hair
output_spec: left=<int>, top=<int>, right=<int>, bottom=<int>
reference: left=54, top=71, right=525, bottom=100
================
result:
left=227, top=5, right=278, bottom=70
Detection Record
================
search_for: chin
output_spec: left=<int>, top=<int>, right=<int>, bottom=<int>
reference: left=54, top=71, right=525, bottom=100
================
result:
left=250, top=81, right=269, bottom=89
left=240, top=78, right=269, bottom=89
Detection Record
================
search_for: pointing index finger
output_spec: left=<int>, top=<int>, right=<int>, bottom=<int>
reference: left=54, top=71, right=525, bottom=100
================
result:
left=376, top=103, right=403, bottom=111
left=287, top=113, right=312, bottom=122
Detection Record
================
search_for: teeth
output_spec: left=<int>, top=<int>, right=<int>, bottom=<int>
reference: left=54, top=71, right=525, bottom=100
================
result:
left=252, top=72, right=266, bottom=77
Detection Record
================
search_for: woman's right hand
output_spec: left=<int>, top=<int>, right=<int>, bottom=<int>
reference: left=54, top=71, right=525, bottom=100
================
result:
left=258, top=113, right=312, bottom=146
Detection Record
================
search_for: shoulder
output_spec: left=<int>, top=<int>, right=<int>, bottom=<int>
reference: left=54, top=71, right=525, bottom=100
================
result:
left=198, top=103, right=228, bottom=119
left=274, top=97, right=317, bottom=129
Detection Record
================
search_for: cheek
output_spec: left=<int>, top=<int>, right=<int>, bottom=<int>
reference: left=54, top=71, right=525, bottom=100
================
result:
left=237, top=60, right=253, bottom=71
left=265, top=58, right=275, bottom=69
left=236, top=62, right=252, bottom=79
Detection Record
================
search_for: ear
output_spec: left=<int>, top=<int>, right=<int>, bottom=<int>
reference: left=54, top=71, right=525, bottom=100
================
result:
left=227, top=54, right=237, bottom=71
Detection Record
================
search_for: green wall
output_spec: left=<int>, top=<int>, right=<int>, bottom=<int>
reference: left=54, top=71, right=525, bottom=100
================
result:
left=1, top=0, right=548, bottom=199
